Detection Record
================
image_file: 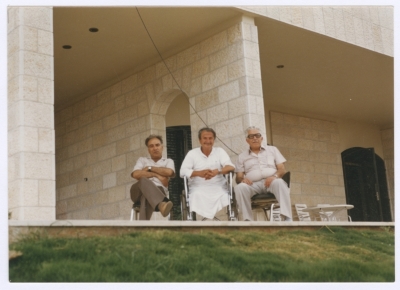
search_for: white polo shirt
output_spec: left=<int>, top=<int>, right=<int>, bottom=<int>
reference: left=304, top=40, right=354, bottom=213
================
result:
left=235, top=145, right=286, bottom=182
left=132, top=157, right=175, bottom=190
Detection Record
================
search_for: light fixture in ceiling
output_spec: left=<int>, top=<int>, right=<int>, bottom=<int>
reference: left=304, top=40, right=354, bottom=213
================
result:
left=277, top=65, right=284, bottom=68
left=89, top=27, right=99, bottom=32
left=62, top=45, right=72, bottom=49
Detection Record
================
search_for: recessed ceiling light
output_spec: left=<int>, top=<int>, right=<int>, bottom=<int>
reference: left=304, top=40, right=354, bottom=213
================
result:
left=62, top=45, right=72, bottom=49
left=89, top=27, right=99, bottom=32
left=277, top=65, right=284, bottom=68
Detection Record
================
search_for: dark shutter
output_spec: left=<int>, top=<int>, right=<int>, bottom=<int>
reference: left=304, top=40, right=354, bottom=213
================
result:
left=166, top=126, right=192, bottom=220
left=342, top=147, right=392, bottom=221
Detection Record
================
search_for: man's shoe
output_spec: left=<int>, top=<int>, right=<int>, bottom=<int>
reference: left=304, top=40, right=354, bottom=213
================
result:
left=284, top=216, right=292, bottom=222
left=158, top=201, right=173, bottom=217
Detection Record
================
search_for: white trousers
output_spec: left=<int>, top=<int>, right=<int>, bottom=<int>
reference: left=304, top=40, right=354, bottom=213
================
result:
left=234, top=178, right=292, bottom=221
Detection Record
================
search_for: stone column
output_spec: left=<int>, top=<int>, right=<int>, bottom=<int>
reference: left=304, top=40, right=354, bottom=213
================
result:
left=8, top=7, right=56, bottom=220
left=190, top=15, right=266, bottom=155
left=239, top=16, right=267, bottom=138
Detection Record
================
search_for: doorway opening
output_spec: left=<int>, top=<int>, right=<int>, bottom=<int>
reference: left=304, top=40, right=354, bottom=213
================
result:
left=341, top=147, right=392, bottom=221
left=166, top=126, right=192, bottom=220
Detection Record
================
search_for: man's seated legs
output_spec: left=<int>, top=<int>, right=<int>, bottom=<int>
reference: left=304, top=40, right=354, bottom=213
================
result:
left=130, top=178, right=172, bottom=220
left=268, top=178, right=292, bottom=220
left=234, top=179, right=292, bottom=221
left=234, top=182, right=258, bottom=221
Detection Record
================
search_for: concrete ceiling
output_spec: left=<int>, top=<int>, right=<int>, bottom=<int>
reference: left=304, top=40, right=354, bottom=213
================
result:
left=53, top=7, right=393, bottom=129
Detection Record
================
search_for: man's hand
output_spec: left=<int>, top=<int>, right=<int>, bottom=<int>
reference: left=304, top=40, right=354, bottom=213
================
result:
left=200, top=169, right=215, bottom=180
left=241, top=177, right=253, bottom=185
left=142, top=166, right=175, bottom=178
left=156, top=175, right=169, bottom=187
left=236, top=172, right=252, bottom=185
left=204, top=169, right=219, bottom=180
left=264, top=176, right=277, bottom=188
left=192, top=169, right=219, bottom=180
left=132, top=168, right=170, bottom=187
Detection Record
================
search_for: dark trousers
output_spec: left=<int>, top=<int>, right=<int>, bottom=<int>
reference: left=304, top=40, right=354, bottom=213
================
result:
left=130, top=178, right=167, bottom=220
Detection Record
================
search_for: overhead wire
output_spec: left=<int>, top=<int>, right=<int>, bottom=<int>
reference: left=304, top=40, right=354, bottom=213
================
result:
left=135, top=7, right=239, bottom=155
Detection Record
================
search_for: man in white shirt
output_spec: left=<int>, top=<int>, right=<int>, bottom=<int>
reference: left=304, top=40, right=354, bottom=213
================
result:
left=130, top=134, right=175, bottom=220
left=234, top=126, right=292, bottom=221
left=180, top=127, right=235, bottom=220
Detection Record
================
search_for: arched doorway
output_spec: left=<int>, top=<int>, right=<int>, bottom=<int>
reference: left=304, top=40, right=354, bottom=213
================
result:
left=341, top=147, right=392, bottom=221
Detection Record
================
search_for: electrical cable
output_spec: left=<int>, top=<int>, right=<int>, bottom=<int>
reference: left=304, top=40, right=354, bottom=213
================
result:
left=135, top=7, right=239, bottom=155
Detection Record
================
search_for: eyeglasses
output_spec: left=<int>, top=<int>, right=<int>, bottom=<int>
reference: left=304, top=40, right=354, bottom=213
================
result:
left=247, top=133, right=262, bottom=139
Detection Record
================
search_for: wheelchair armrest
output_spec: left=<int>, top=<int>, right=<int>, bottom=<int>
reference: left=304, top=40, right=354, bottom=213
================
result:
left=224, top=171, right=234, bottom=183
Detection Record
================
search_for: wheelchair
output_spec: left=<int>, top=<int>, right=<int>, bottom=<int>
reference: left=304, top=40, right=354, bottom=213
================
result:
left=181, top=171, right=237, bottom=221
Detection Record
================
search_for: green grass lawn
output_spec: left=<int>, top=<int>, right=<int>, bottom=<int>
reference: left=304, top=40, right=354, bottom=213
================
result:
left=9, top=226, right=394, bottom=282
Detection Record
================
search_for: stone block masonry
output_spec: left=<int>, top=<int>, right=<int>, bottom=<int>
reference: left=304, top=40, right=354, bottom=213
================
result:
left=8, top=7, right=55, bottom=220
left=55, top=16, right=266, bottom=220
left=270, top=111, right=347, bottom=221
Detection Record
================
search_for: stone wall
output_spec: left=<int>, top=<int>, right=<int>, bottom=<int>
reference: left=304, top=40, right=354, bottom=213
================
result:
left=269, top=111, right=347, bottom=221
left=55, top=18, right=265, bottom=220
left=8, top=7, right=56, bottom=220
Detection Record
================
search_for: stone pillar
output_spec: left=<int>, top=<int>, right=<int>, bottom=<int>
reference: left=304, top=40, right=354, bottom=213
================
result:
left=239, top=16, right=267, bottom=138
left=190, top=15, right=266, bottom=156
left=8, top=7, right=56, bottom=220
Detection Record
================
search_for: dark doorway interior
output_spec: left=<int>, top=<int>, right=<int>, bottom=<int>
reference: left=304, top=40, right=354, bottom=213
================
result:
left=341, top=147, right=392, bottom=222
left=166, top=126, right=192, bottom=220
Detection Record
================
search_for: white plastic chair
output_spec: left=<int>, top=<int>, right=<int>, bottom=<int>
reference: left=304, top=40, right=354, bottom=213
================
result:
left=317, top=204, right=336, bottom=221
left=130, top=202, right=140, bottom=221
left=295, top=204, right=311, bottom=221
left=270, top=203, right=282, bottom=221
